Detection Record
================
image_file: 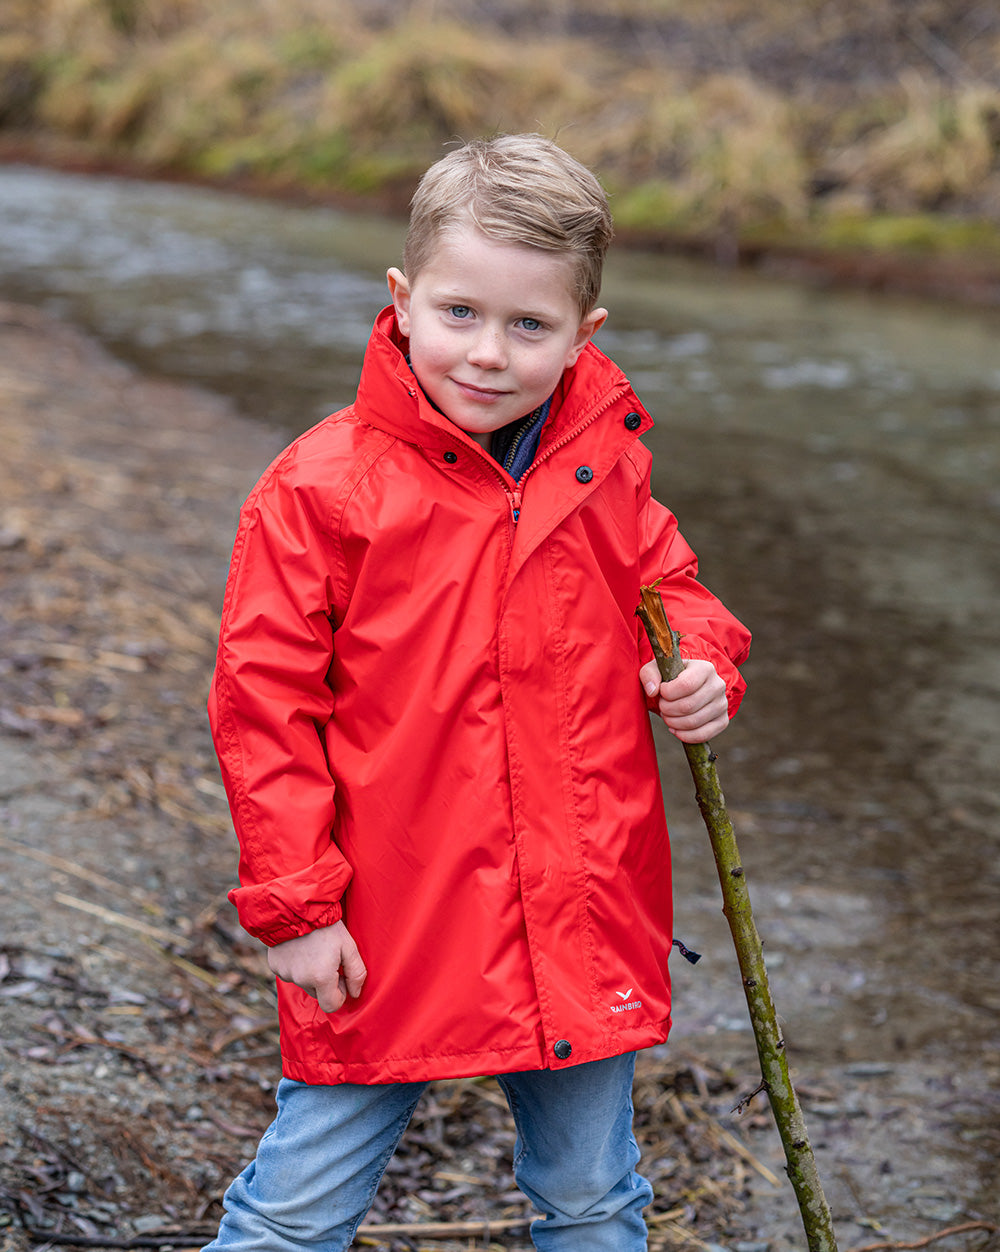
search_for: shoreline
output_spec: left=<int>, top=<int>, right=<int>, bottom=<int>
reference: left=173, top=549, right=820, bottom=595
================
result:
left=4, top=136, right=1000, bottom=308
left=1, top=300, right=996, bottom=1249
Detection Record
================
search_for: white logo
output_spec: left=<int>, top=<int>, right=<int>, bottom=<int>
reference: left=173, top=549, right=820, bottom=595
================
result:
left=610, top=987, right=642, bottom=1013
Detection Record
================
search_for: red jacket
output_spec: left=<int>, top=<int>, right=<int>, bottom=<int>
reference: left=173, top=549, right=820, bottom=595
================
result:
left=209, top=306, right=750, bottom=1085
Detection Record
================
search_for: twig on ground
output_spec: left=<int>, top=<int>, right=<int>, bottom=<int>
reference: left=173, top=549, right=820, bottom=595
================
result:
left=847, top=1222, right=999, bottom=1252
left=682, top=1098, right=783, bottom=1187
left=0, top=833, right=163, bottom=914
left=53, top=892, right=175, bottom=944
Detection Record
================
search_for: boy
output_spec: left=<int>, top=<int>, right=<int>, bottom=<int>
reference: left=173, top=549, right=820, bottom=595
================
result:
left=205, top=134, right=750, bottom=1251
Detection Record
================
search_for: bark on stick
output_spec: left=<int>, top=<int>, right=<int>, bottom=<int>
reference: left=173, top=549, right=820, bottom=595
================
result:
left=637, top=583, right=839, bottom=1252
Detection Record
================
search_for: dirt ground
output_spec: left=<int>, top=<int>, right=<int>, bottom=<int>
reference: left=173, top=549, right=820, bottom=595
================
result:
left=0, top=302, right=996, bottom=1252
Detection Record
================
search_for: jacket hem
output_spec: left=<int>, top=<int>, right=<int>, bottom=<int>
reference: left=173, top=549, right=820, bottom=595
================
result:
left=278, top=1018, right=672, bottom=1085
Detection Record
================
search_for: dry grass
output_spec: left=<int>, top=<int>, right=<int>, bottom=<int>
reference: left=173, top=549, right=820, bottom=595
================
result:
left=822, top=71, right=1000, bottom=213
left=2, top=0, right=999, bottom=254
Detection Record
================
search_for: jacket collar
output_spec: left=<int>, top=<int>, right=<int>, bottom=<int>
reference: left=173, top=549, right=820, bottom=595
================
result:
left=355, top=306, right=653, bottom=459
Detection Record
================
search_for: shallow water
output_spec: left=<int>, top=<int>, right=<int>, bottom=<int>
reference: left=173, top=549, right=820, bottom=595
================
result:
left=1, top=162, right=997, bottom=1210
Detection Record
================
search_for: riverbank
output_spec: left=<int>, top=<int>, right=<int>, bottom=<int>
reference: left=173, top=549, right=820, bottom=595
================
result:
left=3, top=0, right=1000, bottom=304
left=1, top=301, right=998, bottom=1252
left=0, top=302, right=768, bottom=1252
left=3, top=133, right=1000, bottom=309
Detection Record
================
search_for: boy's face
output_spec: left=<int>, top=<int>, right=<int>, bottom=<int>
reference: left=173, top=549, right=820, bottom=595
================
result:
left=387, top=223, right=607, bottom=449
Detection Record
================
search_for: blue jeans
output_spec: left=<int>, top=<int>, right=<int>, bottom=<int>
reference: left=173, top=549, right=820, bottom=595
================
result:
left=203, top=1052, right=651, bottom=1251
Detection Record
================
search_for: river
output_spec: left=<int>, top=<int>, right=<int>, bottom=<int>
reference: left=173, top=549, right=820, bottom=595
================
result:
left=0, top=164, right=997, bottom=1237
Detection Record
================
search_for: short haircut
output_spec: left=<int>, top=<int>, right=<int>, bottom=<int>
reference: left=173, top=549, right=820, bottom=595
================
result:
left=403, top=134, right=613, bottom=315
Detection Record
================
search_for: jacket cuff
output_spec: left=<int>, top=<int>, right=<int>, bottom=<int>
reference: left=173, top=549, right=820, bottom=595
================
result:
left=678, top=636, right=748, bottom=718
left=228, top=887, right=344, bottom=948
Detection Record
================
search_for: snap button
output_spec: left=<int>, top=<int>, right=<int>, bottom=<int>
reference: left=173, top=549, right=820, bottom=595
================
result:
left=443, top=450, right=458, bottom=464
left=553, top=1039, right=572, bottom=1060
left=624, top=411, right=642, bottom=431
left=575, top=466, right=593, bottom=484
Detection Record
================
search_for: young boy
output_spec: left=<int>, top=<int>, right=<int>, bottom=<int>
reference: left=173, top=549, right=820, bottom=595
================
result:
left=204, top=134, right=751, bottom=1252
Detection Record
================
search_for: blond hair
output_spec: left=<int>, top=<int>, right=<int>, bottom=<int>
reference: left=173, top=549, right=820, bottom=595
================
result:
left=403, top=134, right=613, bottom=315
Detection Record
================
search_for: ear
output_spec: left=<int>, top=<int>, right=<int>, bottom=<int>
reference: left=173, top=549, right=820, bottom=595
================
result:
left=565, top=306, right=608, bottom=368
left=386, top=267, right=411, bottom=336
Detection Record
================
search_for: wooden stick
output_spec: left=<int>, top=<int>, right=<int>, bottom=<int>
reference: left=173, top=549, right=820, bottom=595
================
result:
left=637, top=583, right=839, bottom=1252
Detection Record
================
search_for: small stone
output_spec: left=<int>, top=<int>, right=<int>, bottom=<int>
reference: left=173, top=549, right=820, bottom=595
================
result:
left=132, top=1215, right=169, bottom=1234
left=907, top=1191, right=962, bottom=1223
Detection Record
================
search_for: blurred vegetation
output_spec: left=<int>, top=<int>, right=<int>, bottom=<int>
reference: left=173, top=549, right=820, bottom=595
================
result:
left=1, top=0, right=999, bottom=264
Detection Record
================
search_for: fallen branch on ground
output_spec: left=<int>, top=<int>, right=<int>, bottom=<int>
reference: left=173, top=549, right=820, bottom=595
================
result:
left=846, top=1222, right=999, bottom=1252
left=16, top=1215, right=534, bottom=1249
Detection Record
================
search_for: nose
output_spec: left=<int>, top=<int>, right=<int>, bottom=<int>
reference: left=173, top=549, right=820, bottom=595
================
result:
left=466, top=323, right=507, bottom=370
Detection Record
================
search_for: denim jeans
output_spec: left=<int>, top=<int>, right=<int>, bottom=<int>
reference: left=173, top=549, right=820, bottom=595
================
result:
left=203, top=1052, right=651, bottom=1251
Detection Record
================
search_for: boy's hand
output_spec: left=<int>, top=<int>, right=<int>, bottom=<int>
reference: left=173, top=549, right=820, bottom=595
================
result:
left=267, top=920, right=367, bottom=1014
left=641, top=657, right=729, bottom=744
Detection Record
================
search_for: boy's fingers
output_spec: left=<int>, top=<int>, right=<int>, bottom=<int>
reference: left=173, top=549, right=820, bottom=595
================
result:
left=314, top=977, right=347, bottom=1014
left=640, top=659, right=664, bottom=696
left=340, top=938, right=368, bottom=1000
left=266, top=923, right=367, bottom=1012
left=344, top=969, right=367, bottom=1000
left=669, top=715, right=728, bottom=744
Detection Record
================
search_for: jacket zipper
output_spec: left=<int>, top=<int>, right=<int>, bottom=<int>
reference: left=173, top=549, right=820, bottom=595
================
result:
left=501, top=421, right=530, bottom=476
left=463, top=384, right=631, bottom=529
left=456, top=445, right=523, bottom=531
left=530, top=387, right=628, bottom=468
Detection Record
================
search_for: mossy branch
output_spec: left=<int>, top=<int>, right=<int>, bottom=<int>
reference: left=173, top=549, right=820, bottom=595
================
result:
left=637, top=582, right=839, bottom=1252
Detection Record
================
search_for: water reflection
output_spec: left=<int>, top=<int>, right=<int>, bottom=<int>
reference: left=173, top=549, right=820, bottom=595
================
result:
left=0, top=165, right=397, bottom=424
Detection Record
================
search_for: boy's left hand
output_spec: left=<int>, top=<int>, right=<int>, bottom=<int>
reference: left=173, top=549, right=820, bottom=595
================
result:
left=641, top=658, right=729, bottom=743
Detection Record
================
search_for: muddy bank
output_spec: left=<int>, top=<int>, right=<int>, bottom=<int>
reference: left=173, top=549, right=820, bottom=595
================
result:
left=0, top=304, right=997, bottom=1252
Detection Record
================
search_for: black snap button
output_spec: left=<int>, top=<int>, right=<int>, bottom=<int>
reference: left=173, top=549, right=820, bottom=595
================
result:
left=553, top=1039, right=572, bottom=1060
left=575, top=466, right=593, bottom=484
left=443, top=450, right=458, bottom=464
left=624, top=411, right=642, bottom=431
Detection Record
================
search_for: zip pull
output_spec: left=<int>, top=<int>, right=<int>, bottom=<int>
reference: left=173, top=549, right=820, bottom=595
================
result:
left=672, top=937, right=702, bottom=964
left=508, top=489, right=522, bottom=524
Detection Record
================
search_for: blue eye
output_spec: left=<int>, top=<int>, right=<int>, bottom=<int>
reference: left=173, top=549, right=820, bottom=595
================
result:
left=519, top=317, right=543, bottom=332
left=449, top=305, right=472, bottom=319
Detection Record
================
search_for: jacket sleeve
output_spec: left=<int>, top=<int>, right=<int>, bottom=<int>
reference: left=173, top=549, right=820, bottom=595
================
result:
left=208, top=458, right=353, bottom=947
left=630, top=448, right=751, bottom=718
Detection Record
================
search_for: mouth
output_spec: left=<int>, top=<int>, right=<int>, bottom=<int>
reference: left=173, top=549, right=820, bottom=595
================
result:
left=451, top=378, right=509, bottom=402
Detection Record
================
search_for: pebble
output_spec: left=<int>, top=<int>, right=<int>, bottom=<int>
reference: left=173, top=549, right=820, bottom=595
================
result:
left=64, top=1171, right=87, bottom=1193
left=132, top=1215, right=169, bottom=1234
left=906, top=1190, right=963, bottom=1222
